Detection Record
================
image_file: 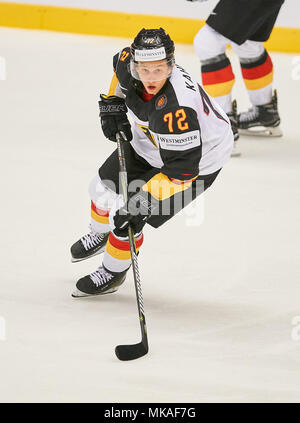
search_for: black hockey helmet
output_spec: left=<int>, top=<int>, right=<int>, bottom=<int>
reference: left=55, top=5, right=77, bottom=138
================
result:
left=130, top=28, right=175, bottom=81
left=131, top=28, right=175, bottom=62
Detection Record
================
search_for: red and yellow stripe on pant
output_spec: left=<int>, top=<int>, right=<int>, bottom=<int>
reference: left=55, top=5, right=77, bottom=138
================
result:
left=103, top=232, right=144, bottom=273
left=240, top=50, right=273, bottom=91
left=201, top=55, right=235, bottom=97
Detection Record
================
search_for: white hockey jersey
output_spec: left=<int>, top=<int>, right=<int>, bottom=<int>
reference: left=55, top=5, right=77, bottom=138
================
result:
left=111, top=48, right=233, bottom=179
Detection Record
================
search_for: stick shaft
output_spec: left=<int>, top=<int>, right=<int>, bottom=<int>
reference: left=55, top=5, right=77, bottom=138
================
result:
left=116, top=133, right=148, bottom=347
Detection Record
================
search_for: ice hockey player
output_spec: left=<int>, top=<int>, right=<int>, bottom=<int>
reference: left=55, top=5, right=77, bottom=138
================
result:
left=187, top=0, right=284, bottom=149
left=70, top=28, right=233, bottom=297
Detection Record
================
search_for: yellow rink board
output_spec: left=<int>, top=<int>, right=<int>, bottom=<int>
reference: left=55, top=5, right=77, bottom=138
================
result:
left=0, top=2, right=299, bottom=53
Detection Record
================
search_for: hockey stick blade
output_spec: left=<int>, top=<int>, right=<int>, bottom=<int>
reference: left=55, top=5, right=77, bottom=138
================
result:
left=115, top=341, right=148, bottom=361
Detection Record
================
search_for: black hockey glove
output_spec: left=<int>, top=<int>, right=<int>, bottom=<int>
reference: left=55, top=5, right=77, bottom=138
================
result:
left=98, top=94, right=132, bottom=142
left=113, top=190, right=158, bottom=237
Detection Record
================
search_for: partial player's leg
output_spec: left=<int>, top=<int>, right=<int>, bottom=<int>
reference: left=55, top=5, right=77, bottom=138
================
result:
left=72, top=140, right=155, bottom=297
left=70, top=175, right=116, bottom=262
left=193, top=24, right=240, bottom=153
left=232, top=40, right=282, bottom=136
left=70, top=134, right=154, bottom=263
left=72, top=199, right=144, bottom=298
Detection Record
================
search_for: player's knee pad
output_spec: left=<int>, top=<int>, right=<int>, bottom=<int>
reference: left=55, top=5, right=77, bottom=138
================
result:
left=232, top=40, right=265, bottom=60
left=89, top=174, right=119, bottom=211
left=193, top=24, right=228, bottom=61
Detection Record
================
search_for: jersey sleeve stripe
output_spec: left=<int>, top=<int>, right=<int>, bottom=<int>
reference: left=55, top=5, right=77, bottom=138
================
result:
left=107, top=72, right=119, bottom=97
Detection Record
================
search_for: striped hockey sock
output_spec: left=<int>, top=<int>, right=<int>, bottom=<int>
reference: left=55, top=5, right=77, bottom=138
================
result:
left=240, top=50, right=273, bottom=106
left=201, top=54, right=235, bottom=113
left=90, top=200, right=110, bottom=233
left=103, top=232, right=144, bottom=273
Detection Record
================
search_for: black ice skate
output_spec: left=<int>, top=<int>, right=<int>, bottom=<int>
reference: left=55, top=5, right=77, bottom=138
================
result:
left=227, top=100, right=241, bottom=157
left=238, top=90, right=282, bottom=137
left=71, top=227, right=109, bottom=262
left=72, top=265, right=127, bottom=297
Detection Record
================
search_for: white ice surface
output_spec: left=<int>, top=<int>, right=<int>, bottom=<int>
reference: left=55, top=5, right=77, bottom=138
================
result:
left=0, top=27, right=300, bottom=403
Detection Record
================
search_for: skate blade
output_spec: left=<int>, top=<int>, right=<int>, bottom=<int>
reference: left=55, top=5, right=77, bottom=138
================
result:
left=71, top=287, right=118, bottom=298
left=71, top=247, right=105, bottom=263
left=239, top=125, right=283, bottom=137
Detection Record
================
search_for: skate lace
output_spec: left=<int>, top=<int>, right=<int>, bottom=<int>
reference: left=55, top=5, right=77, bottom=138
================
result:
left=239, top=106, right=259, bottom=123
left=90, top=267, right=113, bottom=287
left=81, top=229, right=106, bottom=251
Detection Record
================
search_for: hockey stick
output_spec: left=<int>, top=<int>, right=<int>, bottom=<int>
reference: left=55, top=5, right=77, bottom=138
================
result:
left=114, top=131, right=149, bottom=361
